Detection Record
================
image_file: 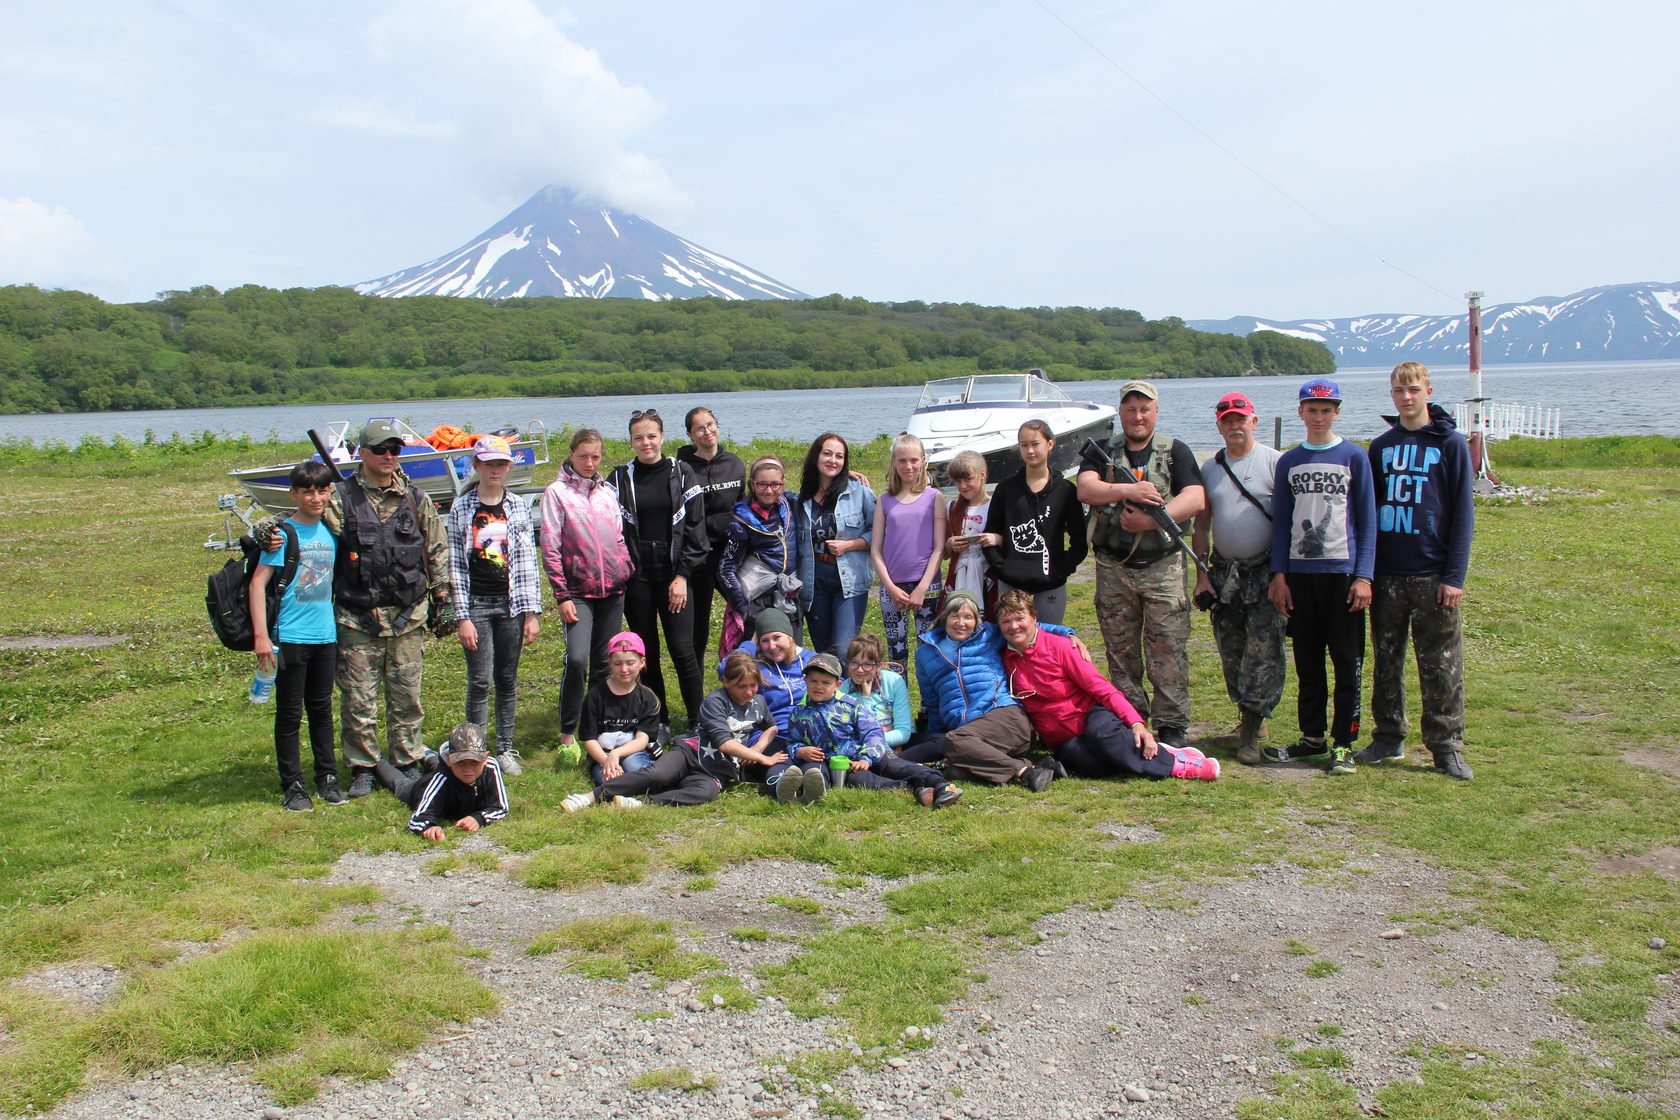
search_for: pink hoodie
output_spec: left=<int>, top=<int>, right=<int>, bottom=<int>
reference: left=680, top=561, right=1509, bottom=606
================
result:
left=1002, top=627, right=1144, bottom=746
left=540, top=462, right=634, bottom=603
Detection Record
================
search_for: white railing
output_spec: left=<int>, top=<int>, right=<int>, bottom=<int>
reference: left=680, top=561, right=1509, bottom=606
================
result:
left=1454, top=401, right=1563, bottom=440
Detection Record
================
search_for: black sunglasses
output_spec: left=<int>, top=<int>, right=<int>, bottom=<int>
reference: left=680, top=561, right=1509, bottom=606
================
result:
left=364, top=443, right=404, bottom=456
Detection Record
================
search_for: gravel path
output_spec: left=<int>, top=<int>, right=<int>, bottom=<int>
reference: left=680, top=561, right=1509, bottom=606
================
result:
left=30, top=831, right=1613, bottom=1120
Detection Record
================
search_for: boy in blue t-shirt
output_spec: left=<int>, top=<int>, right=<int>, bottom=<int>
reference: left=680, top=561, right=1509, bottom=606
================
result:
left=251, top=460, right=342, bottom=811
left=1266, top=379, right=1377, bottom=776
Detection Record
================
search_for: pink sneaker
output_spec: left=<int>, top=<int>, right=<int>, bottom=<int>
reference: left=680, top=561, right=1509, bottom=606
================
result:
left=1171, top=754, right=1220, bottom=780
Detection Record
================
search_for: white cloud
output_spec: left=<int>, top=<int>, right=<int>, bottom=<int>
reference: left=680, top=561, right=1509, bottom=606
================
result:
left=0, top=197, right=119, bottom=291
left=349, top=0, right=687, bottom=216
left=312, top=95, right=457, bottom=140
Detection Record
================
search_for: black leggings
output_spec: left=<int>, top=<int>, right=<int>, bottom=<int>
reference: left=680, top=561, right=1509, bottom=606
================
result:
left=1052, top=707, right=1174, bottom=779
left=1286, top=572, right=1366, bottom=744
left=594, top=748, right=721, bottom=806
left=623, top=573, right=704, bottom=727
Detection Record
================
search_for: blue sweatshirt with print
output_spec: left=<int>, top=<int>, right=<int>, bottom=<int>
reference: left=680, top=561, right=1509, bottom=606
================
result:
left=1270, top=438, right=1376, bottom=580
left=1367, top=405, right=1474, bottom=588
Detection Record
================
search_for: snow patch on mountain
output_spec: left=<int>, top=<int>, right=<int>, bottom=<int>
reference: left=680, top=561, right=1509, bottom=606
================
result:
left=356, top=186, right=805, bottom=303
left=1191, top=282, right=1680, bottom=363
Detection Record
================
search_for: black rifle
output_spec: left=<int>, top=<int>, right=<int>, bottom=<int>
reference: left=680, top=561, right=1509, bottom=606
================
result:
left=1080, top=438, right=1212, bottom=579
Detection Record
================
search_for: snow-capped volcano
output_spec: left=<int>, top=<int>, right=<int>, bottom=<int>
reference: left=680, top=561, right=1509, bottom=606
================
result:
left=1190, top=281, right=1680, bottom=364
left=355, top=186, right=806, bottom=302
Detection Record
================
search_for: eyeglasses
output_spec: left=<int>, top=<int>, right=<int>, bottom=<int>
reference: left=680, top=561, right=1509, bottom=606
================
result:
left=847, top=660, right=879, bottom=671
left=630, top=408, right=660, bottom=422
left=690, top=422, right=718, bottom=434
left=752, top=481, right=785, bottom=490
left=364, top=443, right=404, bottom=456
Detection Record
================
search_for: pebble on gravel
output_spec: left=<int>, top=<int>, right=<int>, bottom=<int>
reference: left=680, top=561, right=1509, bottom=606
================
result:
left=1379, top=928, right=1407, bottom=940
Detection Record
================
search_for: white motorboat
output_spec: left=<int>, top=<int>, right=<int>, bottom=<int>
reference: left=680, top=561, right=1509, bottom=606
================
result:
left=906, top=371, right=1115, bottom=484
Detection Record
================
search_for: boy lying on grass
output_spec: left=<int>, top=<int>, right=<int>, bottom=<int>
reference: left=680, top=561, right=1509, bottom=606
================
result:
left=772, top=653, right=960, bottom=808
left=375, top=721, right=509, bottom=841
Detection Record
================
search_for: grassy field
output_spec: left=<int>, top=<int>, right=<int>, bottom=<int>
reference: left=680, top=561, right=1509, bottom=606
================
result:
left=0, top=433, right=1677, bottom=1116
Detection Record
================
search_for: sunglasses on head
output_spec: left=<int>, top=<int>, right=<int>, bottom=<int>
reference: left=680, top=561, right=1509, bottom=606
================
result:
left=1216, top=400, right=1252, bottom=415
left=630, top=408, right=660, bottom=422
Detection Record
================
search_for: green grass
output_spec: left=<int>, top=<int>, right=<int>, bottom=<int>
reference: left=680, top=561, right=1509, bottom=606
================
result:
left=0, top=928, right=492, bottom=1110
left=525, top=915, right=722, bottom=984
left=628, top=1066, right=717, bottom=1093
left=1, top=438, right=1680, bottom=1116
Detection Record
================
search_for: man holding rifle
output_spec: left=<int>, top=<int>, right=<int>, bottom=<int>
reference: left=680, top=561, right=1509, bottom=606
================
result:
left=1076, top=380, right=1206, bottom=749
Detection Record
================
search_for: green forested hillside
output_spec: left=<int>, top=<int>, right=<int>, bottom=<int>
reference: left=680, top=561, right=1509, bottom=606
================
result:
left=0, top=283, right=1335, bottom=414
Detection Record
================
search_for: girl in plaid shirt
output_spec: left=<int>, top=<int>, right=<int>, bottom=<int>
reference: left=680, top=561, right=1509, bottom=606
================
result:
left=446, top=436, right=543, bottom=775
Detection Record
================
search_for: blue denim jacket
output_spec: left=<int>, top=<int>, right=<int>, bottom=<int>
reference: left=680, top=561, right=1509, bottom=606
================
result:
left=797, top=479, right=877, bottom=606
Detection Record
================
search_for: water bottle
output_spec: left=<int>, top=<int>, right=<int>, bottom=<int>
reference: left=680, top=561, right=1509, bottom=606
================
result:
left=249, top=662, right=277, bottom=704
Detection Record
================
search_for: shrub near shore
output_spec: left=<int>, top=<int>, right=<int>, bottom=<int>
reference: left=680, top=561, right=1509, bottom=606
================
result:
left=0, top=435, right=1676, bottom=1116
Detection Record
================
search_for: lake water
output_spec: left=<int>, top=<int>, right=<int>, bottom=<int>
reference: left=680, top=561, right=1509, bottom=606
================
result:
left=3, top=359, right=1674, bottom=448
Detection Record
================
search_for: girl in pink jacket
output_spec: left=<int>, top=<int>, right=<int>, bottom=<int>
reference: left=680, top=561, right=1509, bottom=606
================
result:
left=996, top=591, right=1218, bottom=781
left=541, top=429, right=635, bottom=759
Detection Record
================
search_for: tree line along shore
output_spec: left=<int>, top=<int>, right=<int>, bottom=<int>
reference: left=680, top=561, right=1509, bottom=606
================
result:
left=0, top=283, right=1335, bottom=415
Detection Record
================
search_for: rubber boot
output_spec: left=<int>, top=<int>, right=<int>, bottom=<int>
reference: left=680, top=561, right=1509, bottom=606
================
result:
left=1237, top=710, right=1266, bottom=766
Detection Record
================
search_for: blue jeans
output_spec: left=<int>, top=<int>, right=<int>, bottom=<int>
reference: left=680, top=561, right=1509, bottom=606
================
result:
left=806, top=560, right=869, bottom=657
left=463, top=595, right=525, bottom=754
left=591, top=750, right=656, bottom=784
left=559, top=594, right=625, bottom=734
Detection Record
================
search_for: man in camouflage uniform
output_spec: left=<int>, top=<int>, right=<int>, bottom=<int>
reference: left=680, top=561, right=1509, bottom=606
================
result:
left=1076, top=381, right=1206, bottom=749
left=1191, top=392, right=1287, bottom=764
left=263, top=421, right=455, bottom=797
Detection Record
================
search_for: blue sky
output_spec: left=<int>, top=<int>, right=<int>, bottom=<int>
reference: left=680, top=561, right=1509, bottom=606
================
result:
left=2, top=0, right=1675, bottom=321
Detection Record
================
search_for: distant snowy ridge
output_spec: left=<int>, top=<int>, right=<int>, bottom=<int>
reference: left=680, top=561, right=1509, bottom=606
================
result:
left=1190, top=281, right=1680, bottom=364
left=356, top=186, right=806, bottom=302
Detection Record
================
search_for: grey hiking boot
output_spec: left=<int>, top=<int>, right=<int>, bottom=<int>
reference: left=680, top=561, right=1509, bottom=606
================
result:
left=1432, top=750, right=1474, bottom=781
left=1355, top=740, right=1406, bottom=765
left=316, top=774, right=347, bottom=805
left=1261, top=737, right=1329, bottom=764
left=775, top=766, right=804, bottom=803
left=1326, top=744, right=1357, bottom=776
left=496, top=749, right=524, bottom=777
left=282, top=782, right=313, bottom=812
left=347, top=768, right=377, bottom=799
left=1237, top=711, right=1266, bottom=766
left=1155, top=727, right=1190, bottom=751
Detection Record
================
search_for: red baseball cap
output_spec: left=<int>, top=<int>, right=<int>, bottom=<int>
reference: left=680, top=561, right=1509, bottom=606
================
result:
left=1214, top=392, right=1256, bottom=418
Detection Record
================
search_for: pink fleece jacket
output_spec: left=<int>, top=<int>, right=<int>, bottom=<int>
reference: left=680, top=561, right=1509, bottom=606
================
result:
left=1002, top=627, right=1144, bottom=746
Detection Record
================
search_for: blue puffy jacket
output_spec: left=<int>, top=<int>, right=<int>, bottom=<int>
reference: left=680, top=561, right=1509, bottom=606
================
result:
left=915, top=621, right=1073, bottom=735
left=723, top=640, right=815, bottom=735
left=718, top=498, right=808, bottom=615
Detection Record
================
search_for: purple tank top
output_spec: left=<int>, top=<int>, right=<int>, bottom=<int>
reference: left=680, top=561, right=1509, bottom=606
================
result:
left=882, top=487, right=938, bottom=583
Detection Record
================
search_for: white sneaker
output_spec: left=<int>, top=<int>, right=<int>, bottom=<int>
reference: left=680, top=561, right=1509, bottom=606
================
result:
left=612, top=795, right=644, bottom=809
left=561, top=791, right=596, bottom=813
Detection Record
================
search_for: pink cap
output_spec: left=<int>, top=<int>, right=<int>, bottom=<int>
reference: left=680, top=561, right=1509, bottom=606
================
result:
left=606, top=631, right=646, bottom=657
left=1215, top=392, right=1256, bottom=418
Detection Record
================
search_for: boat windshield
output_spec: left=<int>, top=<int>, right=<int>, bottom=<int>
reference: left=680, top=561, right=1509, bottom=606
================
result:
left=916, top=374, right=1077, bottom=410
left=916, top=378, right=974, bottom=409
left=1029, top=376, right=1071, bottom=402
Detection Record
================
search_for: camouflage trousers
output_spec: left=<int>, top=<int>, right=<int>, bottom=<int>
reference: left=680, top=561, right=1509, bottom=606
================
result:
left=337, top=626, right=428, bottom=769
left=1094, top=551, right=1190, bottom=735
left=1370, top=574, right=1465, bottom=753
left=1208, top=553, right=1288, bottom=720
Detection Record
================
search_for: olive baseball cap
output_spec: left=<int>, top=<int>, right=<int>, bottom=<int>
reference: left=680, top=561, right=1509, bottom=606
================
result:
left=803, top=652, right=844, bottom=678
left=1119, top=379, right=1159, bottom=401
left=358, top=419, right=405, bottom=447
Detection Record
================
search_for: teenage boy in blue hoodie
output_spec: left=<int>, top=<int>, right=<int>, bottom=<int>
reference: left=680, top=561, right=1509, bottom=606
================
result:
left=1358, top=362, right=1475, bottom=780
left=1267, top=379, right=1377, bottom=776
